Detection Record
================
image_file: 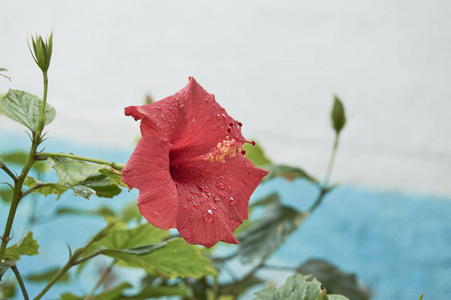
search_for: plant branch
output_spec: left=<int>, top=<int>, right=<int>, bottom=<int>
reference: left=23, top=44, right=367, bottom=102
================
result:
left=1, top=163, right=17, bottom=182
left=35, top=152, right=125, bottom=171
left=0, top=70, right=49, bottom=261
left=11, top=263, right=29, bottom=300
left=323, top=133, right=339, bottom=188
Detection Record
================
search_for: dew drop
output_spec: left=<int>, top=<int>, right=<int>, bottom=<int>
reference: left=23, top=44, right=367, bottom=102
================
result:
left=183, top=206, right=189, bottom=213
left=197, top=215, right=202, bottom=219
left=212, top=125, right=216, bottom=129
left=192, top=118, right=196, bottom=122
left=189, top=216, right=194, bottom=222
left=216, top=183, right=226, bottom=190
left=229, top=198, right=236, bottom=206
left=216, top=114, right=222, bottom=120
left=204, top=210, right=214, bottom=224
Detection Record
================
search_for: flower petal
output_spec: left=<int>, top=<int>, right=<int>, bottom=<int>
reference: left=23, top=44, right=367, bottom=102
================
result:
left=175, top=182, right=240, bottom=249
left=125, top=77, right=251, bottom=161
left=172, top=154, right=268, bottom=248
left=122, top=136, right=177, bottom=230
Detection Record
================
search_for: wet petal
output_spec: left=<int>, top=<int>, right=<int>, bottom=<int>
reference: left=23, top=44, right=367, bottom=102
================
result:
left=122, top=136, right=177, bottom=230
left=126, top=78, right=250, bottom=161
left=175, top=182, right=240, bottom=248
left=172, top=153, right=268, bottom=247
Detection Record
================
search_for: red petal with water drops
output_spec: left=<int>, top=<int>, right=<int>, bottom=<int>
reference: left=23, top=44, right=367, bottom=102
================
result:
left=173, top=155, right=268, bottom=248
left=122, top=136, right=177, bottom=230
left=123, top=77, right=269, bottom=248
left=125, top=77, right=250, bottom=160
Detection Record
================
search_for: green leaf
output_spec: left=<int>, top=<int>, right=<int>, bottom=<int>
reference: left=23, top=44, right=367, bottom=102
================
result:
left=100, top=243, right=167, bottom=257
left=56, top=206, right=116, bottom=218
left=237, top=200, right=306, bottom=262
left=331, top=95, right=346, bottom=134
left=243, top=140, right=272, bottom=166
left=47, top=156, right=112, bottom=186
left=61, top=282, right=132, bottom=300
left=0, top=280, right=15, bottom=297
left=254, top=274, right=331, bottom=300
left=297, top=259, right=370, bottom=300
left=2, top=151, right=49, bottom=172
left=0, top=188, right=13, bottom=203
left=24, top=176, right=103, bottom=200
left=119, top=202, right=142, bottom=223
left=71, top=185, right=96, bottom=199
left=264, top=164, right=318, bottom=183
left=78, top=173, right=122, bottom=198
left=100, top=169, right=127, bottom=188
left=4, top=231, right=39, bottom=260
left=85, top=223, right=169, bottom=256
left=0, top=260, right=15, bottom=280
left=0, top=89, right=56, bottom=131
left=24, top=176, right=69, bottom=199
left=123, top=285, right=191, bottom=299
left=27, top=268, right=70, bottom=282
left=109, top=238, right=216, bottom=278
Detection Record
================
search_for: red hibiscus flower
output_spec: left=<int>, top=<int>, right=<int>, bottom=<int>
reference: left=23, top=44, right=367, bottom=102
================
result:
left=122, top=77, right=268, bottom=248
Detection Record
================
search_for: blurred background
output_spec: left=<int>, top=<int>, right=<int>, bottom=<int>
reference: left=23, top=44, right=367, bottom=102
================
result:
left=1, top=1, right=451, bottom=299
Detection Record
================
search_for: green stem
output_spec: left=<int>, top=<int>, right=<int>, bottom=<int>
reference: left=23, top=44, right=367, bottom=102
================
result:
left=11, top=264, right=29, bottom=300
left=35, top=152, right=125, bottom=171
left=1, top=164, right=17, bottom=182
left=308, top=133, right=340, bottom=213
left=0, top=71, right=49, bottom=261
left=324, top=133, right=339, bottom=188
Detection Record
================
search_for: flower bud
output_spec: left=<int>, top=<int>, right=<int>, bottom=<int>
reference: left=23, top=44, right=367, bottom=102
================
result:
left=331, top=95, right=346, bottom=134
left=29, top=32, right=53, bottom=72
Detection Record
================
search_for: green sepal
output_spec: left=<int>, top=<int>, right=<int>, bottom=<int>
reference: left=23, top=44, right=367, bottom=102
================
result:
left=0, top=89, right=56, bottom=131
left=29, top=32, right=53, bottom=72
left=331, top=95, right=346, bottom=134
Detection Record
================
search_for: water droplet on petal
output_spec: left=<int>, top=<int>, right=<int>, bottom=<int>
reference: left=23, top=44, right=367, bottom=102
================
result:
left=204, top=210, right=214, bottom=224
left=229, top=198, right=236, bottom=206
left=189, top=216, right=194, bottom=222
left=216, top=183, right=226, bottom=190
left=183, top=206, right=189, bottom=213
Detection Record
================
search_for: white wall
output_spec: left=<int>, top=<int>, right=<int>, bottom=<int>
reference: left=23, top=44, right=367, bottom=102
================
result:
left=1, top=0, right=450, bottom=197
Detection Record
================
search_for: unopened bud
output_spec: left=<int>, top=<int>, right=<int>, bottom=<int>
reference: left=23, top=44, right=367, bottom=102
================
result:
left=29, top=32, right=53, bottom=72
